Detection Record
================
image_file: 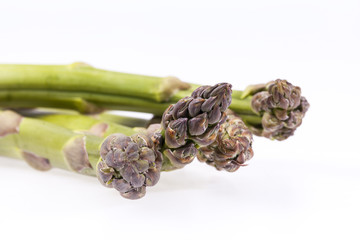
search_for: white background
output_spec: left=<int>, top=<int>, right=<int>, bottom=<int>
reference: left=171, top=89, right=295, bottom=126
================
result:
left=0, top=0, right=359, bottom=239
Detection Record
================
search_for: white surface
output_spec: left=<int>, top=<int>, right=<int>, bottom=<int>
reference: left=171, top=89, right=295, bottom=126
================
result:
left=0, top=0, right=359, bottom=239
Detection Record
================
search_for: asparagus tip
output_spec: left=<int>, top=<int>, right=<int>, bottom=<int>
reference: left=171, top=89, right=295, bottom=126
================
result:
left=97, top=133, right=162, bottom=200
left=197, top=110, right=254, bottom=172
left=160, top=82, right=233, bottom=170
left=251, top=79, right=309, bottom=141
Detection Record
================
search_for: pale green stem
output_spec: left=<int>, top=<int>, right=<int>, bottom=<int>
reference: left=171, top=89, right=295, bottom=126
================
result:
left=36, top=114, right=136, bottom=137
left=0, top=90, right=170, bottom=115
left=0, top=88, right=256, bottom=115
left=0, top=110, right=102, bottom=175
left=30, top=112, right=179, bottom=172
left=96, top=112, right=150, bottom=128
left=0, top=63, right=190, bottom=102
left=239, top=114, right=262, bottom=125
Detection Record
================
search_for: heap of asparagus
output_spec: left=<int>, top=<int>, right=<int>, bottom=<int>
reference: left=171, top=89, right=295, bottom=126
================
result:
left=0, top=63, right=309, bottom=199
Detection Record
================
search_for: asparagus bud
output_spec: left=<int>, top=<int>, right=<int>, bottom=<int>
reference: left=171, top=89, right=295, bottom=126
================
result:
left=197, top=110, right=254, bottom=172
left=251, top=80, right=309, bottom=140
left=163, top=143, right=198, bottom=169
left=97, top=133, right=162, bottom=200
left=161, top=83, right=232, bottom=169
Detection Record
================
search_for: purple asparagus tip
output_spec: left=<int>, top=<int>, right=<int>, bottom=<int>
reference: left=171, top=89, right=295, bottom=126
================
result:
left=251, top=79, right=309, bottom=140
left=97, top=133, right=162, bottom=200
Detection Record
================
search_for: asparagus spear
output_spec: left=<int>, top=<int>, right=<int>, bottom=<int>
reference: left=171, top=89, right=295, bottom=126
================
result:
left=0, top=110, right=100, bottom=173
left=92, top=80, right=309, bottom=141
left=0, top=89, right=170, bottom=115
left=0, top=110, right=162, bottom=199
left=0, top=63, right=309, bottom=140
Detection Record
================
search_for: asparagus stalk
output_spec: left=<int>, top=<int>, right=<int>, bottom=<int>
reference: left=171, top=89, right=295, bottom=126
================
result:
left=19, top=109, right=152, bottom=128
left=13, top=108, right=153, bottom=134
left=0, top=110, right=162, bottom=199
left=0, top=89, right=170, bottom=115
left=0, top=110, right=99, bottom=173
left=96, top=112, right=151, bottom=128
left=0, top=63, right=309, bottom=140
left=34, top=113, right=137, bottom=138
left=0, top=63, right=189, bottom=102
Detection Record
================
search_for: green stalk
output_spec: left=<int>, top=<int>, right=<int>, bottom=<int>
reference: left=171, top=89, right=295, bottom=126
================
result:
left=231, top=90, right=245, bottom=100
left=14, top=108, right=151, bottom=130
left=0, top=110, right=160, bottom=174
left=229, top=97, right=256, bottom=114
left=0, top=63, right=190, bottom=102
left=37, top=113, right=136, bottom=137
left=96, top=112, right=150, bottom=128
left=9, top=111, right=184, bottom=172
left=0, top=88, right=256, bottom=116
left=0, top=89, right=170, bottom=115
left=29, top=113, right=177, bottom=171
left=0, top=135, right=23, bottom=160
left=0, top=110, right=166, bottom=199
left=239, top=114, right=262, bottom=125
left=0, top=110, right=102, bottom=175
left=0, top=90, right=101, bottom=113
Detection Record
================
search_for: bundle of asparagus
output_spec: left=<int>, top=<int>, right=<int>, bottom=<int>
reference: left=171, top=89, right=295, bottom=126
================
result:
left=0, top=63, right=309, bottom=199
